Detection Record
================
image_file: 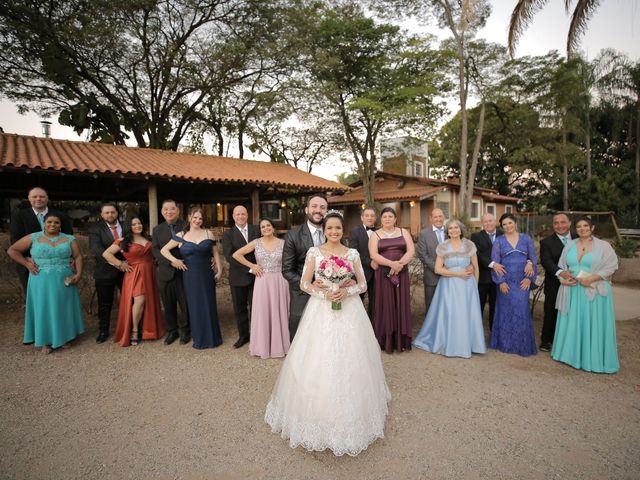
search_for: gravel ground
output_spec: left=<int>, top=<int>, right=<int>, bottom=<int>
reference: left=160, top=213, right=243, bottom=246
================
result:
left=1, top=286, right=639, bottom=480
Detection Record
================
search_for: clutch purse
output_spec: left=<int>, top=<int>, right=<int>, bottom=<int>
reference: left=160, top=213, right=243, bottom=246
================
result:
left=575, top=271, right=590, bottom=279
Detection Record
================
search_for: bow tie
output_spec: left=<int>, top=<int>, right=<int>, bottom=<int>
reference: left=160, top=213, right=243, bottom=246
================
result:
left=365, top=227, right=374, bottom=231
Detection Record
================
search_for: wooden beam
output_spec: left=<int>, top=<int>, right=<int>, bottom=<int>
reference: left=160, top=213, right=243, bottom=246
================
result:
left=148, top=182, right=158, bottom=230
left=251, top=189, right=260, bottom=224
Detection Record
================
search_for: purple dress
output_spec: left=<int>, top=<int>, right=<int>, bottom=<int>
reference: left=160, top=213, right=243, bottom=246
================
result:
left=249, top=238, right=290, bottom=359
left=489, top=234, right=537, bottom=356
left=373, top=235, right=412, bottom=353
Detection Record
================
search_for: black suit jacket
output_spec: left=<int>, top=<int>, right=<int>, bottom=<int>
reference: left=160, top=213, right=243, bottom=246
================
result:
left=89, top=222, right=128, bottom=281
left=471, top=230, right=501, bottom=285
left=10, top=207, right=73, bottom=246
left=282, top=223, right=314, bottom=292
left=152, top=219, right=186, bottom=283
left=348, top=225, right=374, bottom=282
left=222, top=224, right=260, bottom=287
left=540, top=233, right=576, bottom=296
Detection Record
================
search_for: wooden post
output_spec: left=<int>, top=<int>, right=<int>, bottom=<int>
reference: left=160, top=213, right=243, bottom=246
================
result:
left=148, top=181, right=158, bottom=230
left=251, top=189, right=260, bottom=224
left=610, top=212, right=623, bottom=243
left=410, top=199, right=421, bottom=237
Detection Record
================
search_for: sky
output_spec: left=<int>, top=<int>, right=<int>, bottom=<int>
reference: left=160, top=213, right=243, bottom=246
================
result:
left=1, top=0, right=638, bottom=181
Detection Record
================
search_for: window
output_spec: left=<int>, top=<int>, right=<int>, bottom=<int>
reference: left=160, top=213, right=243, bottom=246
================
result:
left=505, top=205, right=513, bottom=214
left=414, top=162, right=423, bottom=177
left=486, top=203, right=496, bottom=217
left=260, top=201, right=282, bottom=221
left=471, top=200, right=481, bottom=221
left=436, top=201, right=450, bottom=219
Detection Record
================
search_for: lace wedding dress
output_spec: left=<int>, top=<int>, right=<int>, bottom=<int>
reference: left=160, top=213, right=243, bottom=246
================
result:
left=265, top=247, right=391, bottom=456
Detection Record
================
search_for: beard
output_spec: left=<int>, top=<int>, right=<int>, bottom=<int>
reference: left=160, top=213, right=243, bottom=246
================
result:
left=307, top=212, right=324, bottom=226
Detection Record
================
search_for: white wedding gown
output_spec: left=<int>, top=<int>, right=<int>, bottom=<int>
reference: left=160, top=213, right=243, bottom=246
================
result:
left=265, top=247, right=391, bottom=456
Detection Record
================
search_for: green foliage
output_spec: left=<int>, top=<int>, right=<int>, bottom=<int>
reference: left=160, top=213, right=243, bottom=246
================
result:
left=336, top=171, right=359, bottom=185
left=613, top=238, right=639, bottom=259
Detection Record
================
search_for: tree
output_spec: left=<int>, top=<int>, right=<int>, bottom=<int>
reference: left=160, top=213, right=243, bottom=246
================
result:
left=369, top=0, right=492, bottom=218
left=596, top=49, right=640, bottom=223
left=308, top=3, right=449, bottom=207
left=0, top=0, right=287, bottom=150
left=508, top=0, right=602, bottom=57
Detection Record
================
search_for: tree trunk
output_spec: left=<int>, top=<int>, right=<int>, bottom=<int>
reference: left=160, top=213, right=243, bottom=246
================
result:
left=466, top=101, right=486, bottom=215
left=457, top=42, right=469, bottom=219
left=635, top=100, right=640, bottom=221
left=585, top=110, right=591, bottom=179
left=562, top=126, right=569, bottom=210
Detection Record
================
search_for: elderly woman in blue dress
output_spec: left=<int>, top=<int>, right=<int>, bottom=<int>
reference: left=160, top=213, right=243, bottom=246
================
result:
left=413, top=219, right=486, bottom=358
left=489, top=213, right=537, bottom=356
left=552, top=215, right=619, bottom=373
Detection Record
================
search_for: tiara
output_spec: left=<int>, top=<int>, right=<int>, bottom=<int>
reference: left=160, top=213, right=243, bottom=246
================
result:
left=324, top=209, right=343, bottom=218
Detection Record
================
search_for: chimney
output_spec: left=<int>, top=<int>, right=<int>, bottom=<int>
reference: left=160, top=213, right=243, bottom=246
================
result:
left=40, top=120, right=52, bottom=138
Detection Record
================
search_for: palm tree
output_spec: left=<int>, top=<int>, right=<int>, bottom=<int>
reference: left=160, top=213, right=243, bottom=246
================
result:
left=508, top=0, right=602, bottom=57
left=596, top=49, right=640, bottom=221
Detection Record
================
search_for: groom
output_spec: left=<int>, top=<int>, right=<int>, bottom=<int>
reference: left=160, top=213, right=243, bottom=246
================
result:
left=282, top=194, right=328, bottom=340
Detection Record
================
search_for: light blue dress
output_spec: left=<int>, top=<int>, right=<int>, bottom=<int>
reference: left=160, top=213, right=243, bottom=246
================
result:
left=551, top=246, right=619, bottom=373
left=24, top=232, right=85, bottom=348
left=413, top=240, right=486, bottom=358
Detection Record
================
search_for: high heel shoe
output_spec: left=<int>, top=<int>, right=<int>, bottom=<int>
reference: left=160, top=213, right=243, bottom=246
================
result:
left=130, top=330, right=139, bottom=346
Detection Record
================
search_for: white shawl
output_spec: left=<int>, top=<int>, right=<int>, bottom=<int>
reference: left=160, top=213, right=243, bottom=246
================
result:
left=435, top=238, right=477, bottom=258
left=555, top=236, right=618, bottom=314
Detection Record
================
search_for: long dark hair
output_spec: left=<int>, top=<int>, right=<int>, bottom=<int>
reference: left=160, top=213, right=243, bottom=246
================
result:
left=120, top=216, right=150, bottom=253
left=183, top=207, right=205, bottom=234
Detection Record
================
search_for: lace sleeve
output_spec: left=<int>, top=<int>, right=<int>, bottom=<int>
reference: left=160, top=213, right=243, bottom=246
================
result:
left=345, top=250, right=367, bottom=296
left=300, top=248, right=325, bottom=299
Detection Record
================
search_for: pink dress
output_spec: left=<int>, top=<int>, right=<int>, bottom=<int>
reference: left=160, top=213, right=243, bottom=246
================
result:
left=250, top=238, right=290, bottom=358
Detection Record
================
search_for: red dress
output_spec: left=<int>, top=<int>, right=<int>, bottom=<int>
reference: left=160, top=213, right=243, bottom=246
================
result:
left=114, top=241, right=165, bottom=346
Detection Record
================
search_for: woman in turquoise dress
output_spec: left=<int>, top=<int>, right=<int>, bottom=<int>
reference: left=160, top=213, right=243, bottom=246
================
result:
left=7, top=213, right=85, bottom=353
left=552, top=216, right=619, bottom=373
left=413, top=219, right=486, bottom=358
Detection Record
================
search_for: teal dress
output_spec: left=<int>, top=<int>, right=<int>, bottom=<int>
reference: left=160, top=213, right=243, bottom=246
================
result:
left=24, top=232, right=85, bottom=348
left=551, top=245, right=619, bottom=373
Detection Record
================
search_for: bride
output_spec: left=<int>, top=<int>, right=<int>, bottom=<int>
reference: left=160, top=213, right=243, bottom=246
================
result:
left=265, top=211, right=391, bottom=456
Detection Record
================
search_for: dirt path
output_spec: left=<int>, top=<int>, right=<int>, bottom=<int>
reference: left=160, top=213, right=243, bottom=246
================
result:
left=1, top=288, right=639, bottom=480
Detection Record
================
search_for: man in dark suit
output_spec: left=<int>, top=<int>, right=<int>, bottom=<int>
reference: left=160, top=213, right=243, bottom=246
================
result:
left=222, top=205, right=260, bottom=348
left=471, top=213, right=501, bottom=331
left=89, top=203, right=126, bottom=343
left=539, top=213, right=575, bottom=351
left=416, top=207, right=445, bottom=315
left=348, top=205, right=377, bottom=319
left=10, top=187, right=73, bottom=294
left=282, top=194, right=328, bottom=340
left=152, top=199, right=190, bottom=345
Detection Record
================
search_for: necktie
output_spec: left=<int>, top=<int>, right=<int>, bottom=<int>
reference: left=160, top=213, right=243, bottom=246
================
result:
left=314, top=229, right=322, bottom=246
left=110, top=225, right=119, bottom=240
left=437, top=228, right=444, bottom=244
left=37, top=213, right=44, bottom=229
left=490, top=233, right=495, bottom=244
left=241, top=227, right=248, bottom=243
left=561, top=236, right=567, bottom=245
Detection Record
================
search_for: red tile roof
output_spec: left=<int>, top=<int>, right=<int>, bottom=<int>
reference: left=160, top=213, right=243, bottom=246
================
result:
left=0, top=133, right=347, bottom=192
left=329, top=185, right=444, bottom=205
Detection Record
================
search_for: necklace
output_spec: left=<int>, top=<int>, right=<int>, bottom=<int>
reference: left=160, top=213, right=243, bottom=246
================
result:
left=379, top=228, right=397, bottom=238
left=43, top=232, right=63, bottom=242
left=579, top=238, right=592, bottom=253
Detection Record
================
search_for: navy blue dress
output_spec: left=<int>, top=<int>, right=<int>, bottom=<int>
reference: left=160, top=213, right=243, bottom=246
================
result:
left=178, top=238, right=222, bottom=349
left=489, top=234, right=537, bottom=356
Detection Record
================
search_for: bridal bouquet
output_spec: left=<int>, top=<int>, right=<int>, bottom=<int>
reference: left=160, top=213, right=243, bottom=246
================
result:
left=317, top=255, right=354, bottom=310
